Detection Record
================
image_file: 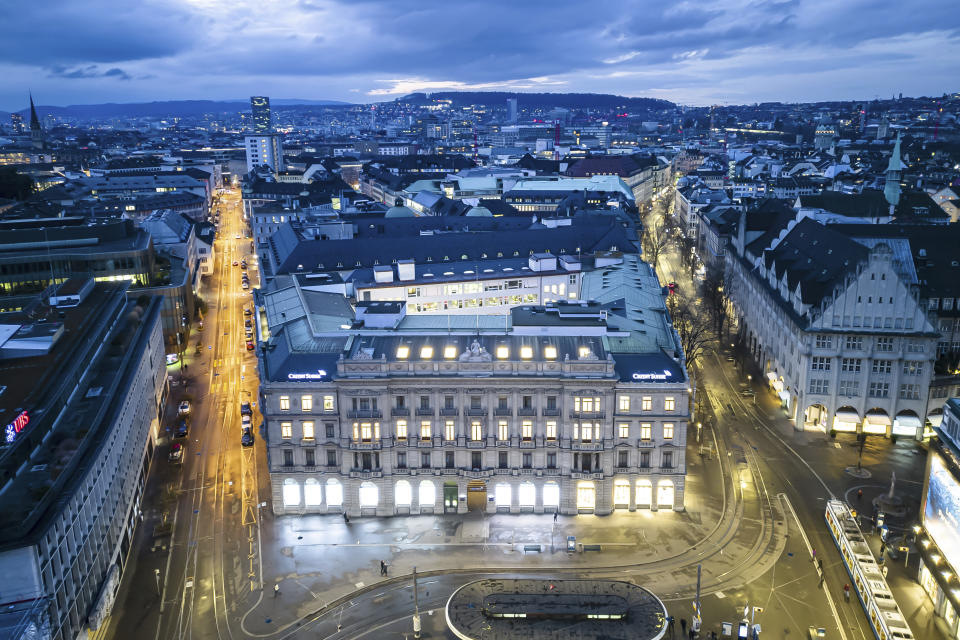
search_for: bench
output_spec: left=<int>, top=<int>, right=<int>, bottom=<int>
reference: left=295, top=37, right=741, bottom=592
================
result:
left=523, top=544, right=542, bottom=553
left=581, top=544, right=602, bottom=552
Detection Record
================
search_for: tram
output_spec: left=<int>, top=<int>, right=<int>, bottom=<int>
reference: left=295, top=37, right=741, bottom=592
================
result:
left=824, top=500, right=914, bottom=640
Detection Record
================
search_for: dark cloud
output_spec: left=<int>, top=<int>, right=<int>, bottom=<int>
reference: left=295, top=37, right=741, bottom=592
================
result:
left=47, top=64, right=132, bottom=80
left=0, top=0, right=200, bottom=66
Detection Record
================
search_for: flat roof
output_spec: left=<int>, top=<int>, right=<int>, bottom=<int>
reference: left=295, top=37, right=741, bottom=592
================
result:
left=446, top=579, right=667, bottom=640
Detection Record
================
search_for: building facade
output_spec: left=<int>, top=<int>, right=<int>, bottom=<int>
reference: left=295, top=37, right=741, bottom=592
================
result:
left=727, top=217, right=937, bottom=437
left=916, top=397, right=960, bottom=639
left=0, top=285, right=165, bottom=640
left=259, top=301, right=690, bottom=518
left=245, top=134, right=285, bottom=174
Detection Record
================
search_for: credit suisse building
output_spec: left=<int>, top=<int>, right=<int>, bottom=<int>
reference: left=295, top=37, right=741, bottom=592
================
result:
left=258, top=281, right=690, bottom=517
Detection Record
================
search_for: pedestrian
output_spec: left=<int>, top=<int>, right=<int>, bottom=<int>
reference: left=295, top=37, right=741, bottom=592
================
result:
left=843, top=583, right=850, bottom=602
left=343, top=512, right=350, bottom=524
left=879, top=541, right=886, bottom=556
left=274, top=583, right=280, bottom=597
left=380, top=560, right=387, bottom=576
left=819, top=572, right=825, bottom=588
left=681, top=617, right=687, bottom=635
left=812, top=548, right=817, bottom=561
left=818, top=558, right=824, bottom=573
left=554, top=511, right=558, bottom=523
left=857, top=489, right=863, bottom=501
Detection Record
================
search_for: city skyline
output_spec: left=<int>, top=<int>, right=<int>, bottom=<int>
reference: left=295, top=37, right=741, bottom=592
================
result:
left=1, top=0, right=959, bottom=111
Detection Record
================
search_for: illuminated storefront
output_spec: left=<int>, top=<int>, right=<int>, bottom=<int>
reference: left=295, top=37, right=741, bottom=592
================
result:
left=917, top=434, right=960, bottom=640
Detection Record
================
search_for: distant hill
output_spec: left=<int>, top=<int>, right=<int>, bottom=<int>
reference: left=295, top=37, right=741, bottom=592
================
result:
left=397, top=91, right=675, bottom=111
left=9, top=98, right=353, bottom=120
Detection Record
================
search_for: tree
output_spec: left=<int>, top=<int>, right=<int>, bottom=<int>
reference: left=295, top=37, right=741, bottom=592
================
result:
left=668, top=293, right=713, bottom=371
left=700, top=259, right=729, bottom=340
left=642, top=219, right=672, bottom=270
left=0, top=167, right=35, bottom=200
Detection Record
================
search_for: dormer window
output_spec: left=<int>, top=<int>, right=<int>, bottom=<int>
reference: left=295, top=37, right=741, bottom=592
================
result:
left=396, top=346, right=410, bottom=359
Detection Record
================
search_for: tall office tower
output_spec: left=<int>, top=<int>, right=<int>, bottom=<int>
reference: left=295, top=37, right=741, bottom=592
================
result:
left=250, top=96, right=272, bottom=133
left=506, top=98, right=518, bottom=123
left=245, top=134, right=284, bottom=173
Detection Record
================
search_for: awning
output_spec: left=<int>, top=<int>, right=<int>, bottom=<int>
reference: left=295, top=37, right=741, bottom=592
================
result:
left=864, top=413, right=892, bottom=426
left=927, top=414, right=943, bottom=427
left=863, top=421, right=887, bottom=434
left=766, top=372, right=777, bottom=382
left=894, top=415, right=921, bottom=429
left=772, top=380, right=785, bottom=392
left=778, top=390, right=790, bottom=403
left=835, top=409, right=860, bottom=423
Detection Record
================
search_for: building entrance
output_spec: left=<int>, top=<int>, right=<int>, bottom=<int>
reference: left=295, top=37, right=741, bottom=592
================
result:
left=444, top=482, right=459, bottom=513
left=467, top=480, right=487, bottom=511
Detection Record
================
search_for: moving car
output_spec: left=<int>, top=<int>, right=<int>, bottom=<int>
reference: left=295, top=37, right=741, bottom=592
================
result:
left=246, top=340, right=255, bottom=351
left=241, top=427, right=254, bottom=447
left=169, top=442, right=185, bottom=464
left=174, top=419, right=189, bottom=438
left=178, top=400, right=191, bottom=415
left=240, top=401, right=252, bottom=416
left=233, top=260, right=239, bottom=266
left=235, top=233, right=241, bottom=240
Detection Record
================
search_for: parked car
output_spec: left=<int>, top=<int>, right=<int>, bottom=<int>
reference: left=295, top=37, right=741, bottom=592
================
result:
left=244, top=308, right=252, bottom=316
left=246, top=340, right=255, bottom=351
left=241, top=414, right=252, bottom=429
left=241, top=261, right=247, bottom=270
left=241, top=427, right=254, bottom=447
left=241, top=281, right=249, bottom=289
left=169, top=442, right=185, bottom=463
left=235, top=233, right=241, bottom=240
left=240, top=402, right=252, bottom=416
left=174, top=419, right=189, bottom=438
left=178, top=400, right=191, bottom=415
left=244, top=319, right=252, bottom=328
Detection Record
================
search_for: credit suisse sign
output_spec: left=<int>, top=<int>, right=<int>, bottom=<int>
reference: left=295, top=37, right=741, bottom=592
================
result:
left=287, top=369, right=328, bottom=381
left=632, top=370, right=674, bottom=381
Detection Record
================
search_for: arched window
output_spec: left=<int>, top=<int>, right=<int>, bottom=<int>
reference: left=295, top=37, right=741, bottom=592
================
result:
left=326, top=478, right=343, bottom=507
left=418, top=480, right=436, bottom=506
left=543, top=482, right=560, bottom=508
left=282, top=478, right=301, bottom=507
left=304, top=478, right=322, bottom=506
left=657, top=479, right=674, bottom=508
left=359, top=481, right=379, bottom=507
left=518, top=482, right=536, bottom=507
left=495, top=483, right=512, bottom=507
left=395, top=480, right=412, bottom=506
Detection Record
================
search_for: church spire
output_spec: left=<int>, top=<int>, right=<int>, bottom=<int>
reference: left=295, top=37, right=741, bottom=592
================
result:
left=28, top=92, right=45, bottom=151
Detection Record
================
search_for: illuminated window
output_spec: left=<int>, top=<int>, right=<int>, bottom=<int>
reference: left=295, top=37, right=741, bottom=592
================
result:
left=279, top=395, right=290, bottom=411
left=323, top=395, right=334, bottom=411
left=544, top=345, right=557, bottom=359
left=618, top=423, right=629, bottom=438
left=420, top=345, right=433, bottom=359
left=301, top=395, right=313, bottom=412
left=521, top=420, right=533, bottom=440
left=498, top=420, right=509, bottom=441
left=396, top=420, right=408, bottom=439
left=302, top=421, right=315, bottom=439
left=640, top=423, right=652, bottom=440
left=281, top=422, right=292, bottom=439
left=420, top=420, right=432, bottom=439
left=396, top=346, right=410, bottom=359
left=577, top=422, right=593, bottom=442
left=520, top=345, right=533, bottom=359
left=471, top=421, right=483, bottom=441
left=578, top=346, right=591, bottom=358
left=496, top=345, right=509, bottom=359
left=574, top=397, right=602, bottom=413
left=443, top=345, right=457, bottom=359
left=664, top=397, right=676, bottom=412
left=546, top=421, right=557, bottom=440
left=618, top=395, right=630, bottom=412
left=444, top=420, right=455, bottom=441
left=642, top=397, right=652, bottom=411
left=663, top=423, right=674, bottom=439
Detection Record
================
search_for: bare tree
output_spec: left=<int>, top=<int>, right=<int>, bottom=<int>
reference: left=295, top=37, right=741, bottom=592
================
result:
left=700, top=259, right=729, bottom=340
left=642, top=219, right=672, bottom=270
left=668, top=293, right=714, bottom=371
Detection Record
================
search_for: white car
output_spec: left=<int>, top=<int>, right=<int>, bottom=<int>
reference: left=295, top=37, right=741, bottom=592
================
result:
left=241, top=281, right=249, bottom=289
left=241, top=414, right=252, bottom=429
left=235, top=234, right=241, bottom=240
left=178, top=400, right=191, bottom=415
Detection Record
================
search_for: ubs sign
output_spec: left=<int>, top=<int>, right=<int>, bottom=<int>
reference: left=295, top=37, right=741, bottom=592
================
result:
left=5, top=410, right=29, bottom=443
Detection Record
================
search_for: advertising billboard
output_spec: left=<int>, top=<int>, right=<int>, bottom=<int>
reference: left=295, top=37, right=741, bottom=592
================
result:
left=924, top=453, right=960, bottom=571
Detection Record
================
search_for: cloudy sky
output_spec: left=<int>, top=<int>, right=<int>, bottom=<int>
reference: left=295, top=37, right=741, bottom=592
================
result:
left=1, top=0, right=958, bottom=111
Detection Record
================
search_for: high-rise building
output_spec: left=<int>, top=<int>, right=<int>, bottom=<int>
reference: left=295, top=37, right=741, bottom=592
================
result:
left=250, top=95, right=272, bottom=133
left=245, top=134, right=284, bottom=173
left=506, top=98, right=518, bottom=123
left=10, top=112, right=23, bottom=134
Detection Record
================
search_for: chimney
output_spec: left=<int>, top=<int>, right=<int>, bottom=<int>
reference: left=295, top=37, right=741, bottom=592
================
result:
left=397, top=259, right=415, bottom=281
